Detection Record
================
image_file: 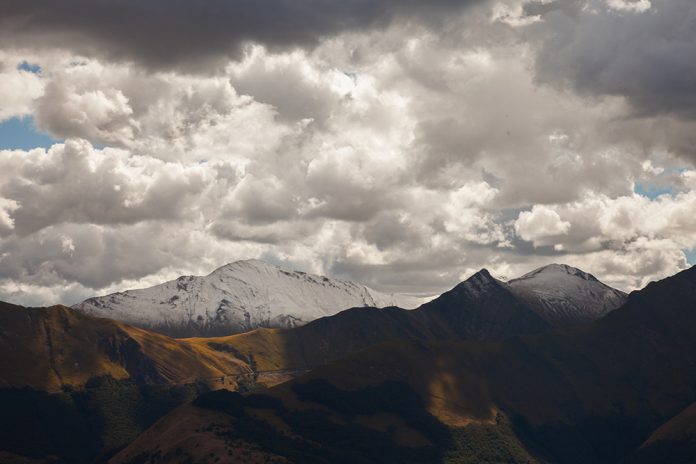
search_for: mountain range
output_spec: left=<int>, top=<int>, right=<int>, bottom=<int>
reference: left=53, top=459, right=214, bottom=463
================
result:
left=194, top=264, right=625, bottom=373
left=3, top=261, right=691, bottom=464
left=113, top=265, right=696, bottom=464
left=2, top=262, right=626, bottom=392
left=72, top=260, right=626, bottom=338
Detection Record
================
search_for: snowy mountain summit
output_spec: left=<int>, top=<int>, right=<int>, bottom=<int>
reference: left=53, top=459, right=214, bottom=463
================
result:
left=507, top=263, right=627, bottom=327
left=73, top=259, right=428, bottom=337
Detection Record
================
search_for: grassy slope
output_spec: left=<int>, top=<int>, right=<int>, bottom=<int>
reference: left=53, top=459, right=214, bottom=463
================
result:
left=0, top=301, right=267, bottom=463
left=0, top=301, right=253, bottom=392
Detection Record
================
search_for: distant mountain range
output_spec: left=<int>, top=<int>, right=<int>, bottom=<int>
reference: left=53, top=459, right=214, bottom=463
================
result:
left=72, top=260, right=626, bottom=337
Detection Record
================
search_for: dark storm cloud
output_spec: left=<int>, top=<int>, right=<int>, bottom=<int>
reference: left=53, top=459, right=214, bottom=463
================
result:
left=530, top=0, right=696, bottom=121
left=0, top=0, right=481, bottom=69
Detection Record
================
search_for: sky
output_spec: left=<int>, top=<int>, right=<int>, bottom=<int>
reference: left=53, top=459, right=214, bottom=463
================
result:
left=0, top=0, right=695, bottom=306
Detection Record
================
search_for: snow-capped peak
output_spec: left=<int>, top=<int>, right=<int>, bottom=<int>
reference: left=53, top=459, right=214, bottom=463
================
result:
left=209, top=259, right=276, bottom=275
left=513, top=263, right=599, bottom=283
left=73, top=259, right=431, bottom=337
left=507, top=263, right=627, bottom=327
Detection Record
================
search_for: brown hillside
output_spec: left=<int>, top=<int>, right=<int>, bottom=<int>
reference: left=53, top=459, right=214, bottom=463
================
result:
left=0, top=301, right=252, bottom=392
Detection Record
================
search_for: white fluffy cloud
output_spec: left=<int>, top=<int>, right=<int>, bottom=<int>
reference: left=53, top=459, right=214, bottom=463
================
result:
left=516, top=189, right=696, bottom=254
left=606, top=0, right=652, bottom=13
left=0, top=140, right=209, bottom=235
left=515, top=205, right=571, bottom=247
left=512, top=186, right=696, bottom=288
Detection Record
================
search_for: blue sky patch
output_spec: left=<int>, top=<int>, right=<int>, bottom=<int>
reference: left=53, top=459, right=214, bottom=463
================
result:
left=686, top=249, right=696, bottom=266
left=0, top=117, right=58, bottom=150
left=634, top=166, right=689, bottom=200
left=634, top=182, right=676, bottom=199
left=17, top=61, right=42, bottom=74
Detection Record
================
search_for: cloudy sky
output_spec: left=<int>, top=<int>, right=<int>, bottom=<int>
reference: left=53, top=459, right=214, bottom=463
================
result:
left=1, top=0, right=695, bottom=305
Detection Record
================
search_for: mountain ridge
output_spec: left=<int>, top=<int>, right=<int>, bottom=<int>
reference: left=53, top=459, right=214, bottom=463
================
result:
left=73, top=259, right=430, bottom=337
left=187, top=267, right=564, bottom=373
left=72, top=260, right=626, bottom=339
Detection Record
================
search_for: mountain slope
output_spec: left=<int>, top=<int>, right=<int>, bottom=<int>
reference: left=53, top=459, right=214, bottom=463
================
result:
left=0, top=269, right=548, bottom=464
left=0, top=265, right=620, bottom=393
left=194, top=266, right=622, bottom=373
left=0, top=301, right=253, bottom=392
left=507, top=263, right=627, bottom=327
left=116, top=266, right=696, bottom=464
left=0, top=301, right=283, bottom=463
left=73, top=259, right=428, bottom=337
left=190, top=269, right=551, bottom=372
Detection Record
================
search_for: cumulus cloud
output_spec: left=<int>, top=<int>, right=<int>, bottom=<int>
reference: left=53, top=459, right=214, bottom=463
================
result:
left=513, top=188, right=696, bottom=287
left=227, top=47, right=345, bottom=123
left=0, top=222, right=208, bottom=290
left=28, top=59, right=289, bottom=160
left=0, top=140, right=209, bottom=235
left=515, top=205, right=571, bottom=247
left=36, top=70, right=136, bottom=144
